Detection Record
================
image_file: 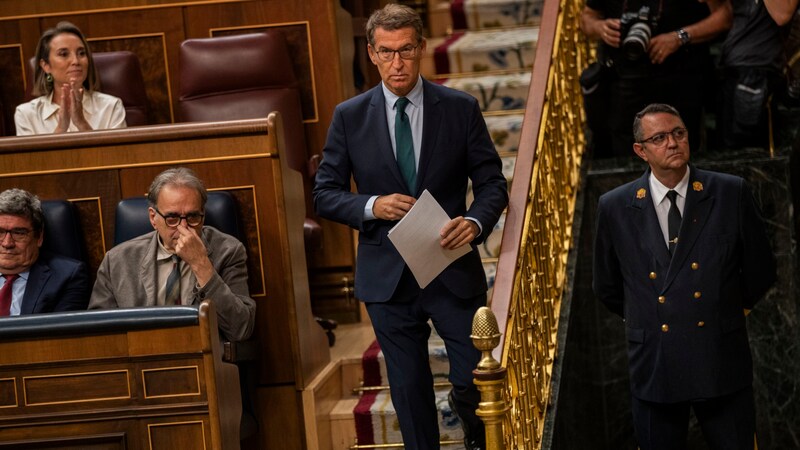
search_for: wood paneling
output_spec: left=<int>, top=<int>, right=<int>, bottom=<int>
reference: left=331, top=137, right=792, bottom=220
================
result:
left=0, top=0, right=356, bottom=274
left=89, top=34, right=173, bottom=124
left=0, top=301, right=237, bottom=450
left=0, top=45, right=24, bottom=135
left=0, top=116, right=331, bottom=447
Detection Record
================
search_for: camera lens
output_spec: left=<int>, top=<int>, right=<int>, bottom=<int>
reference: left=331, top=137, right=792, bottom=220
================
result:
left=623, top=22, right=652, bottom=60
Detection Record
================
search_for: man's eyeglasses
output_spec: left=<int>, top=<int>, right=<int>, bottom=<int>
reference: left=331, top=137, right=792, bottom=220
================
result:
left=639, top=127, right=688, bottom=147
left=154, top=208, right=204, bottom=227
left=374, top=44, right=419, bottom=62
left=0, top=228, right=32, bottom=242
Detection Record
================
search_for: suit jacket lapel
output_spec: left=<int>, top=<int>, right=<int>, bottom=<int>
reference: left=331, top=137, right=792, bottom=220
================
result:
left=369, top=86, right=409, bottom=192
left=630, top=171, right=672, bottom=270
left=20, top=261, right=49, bottom=314
left=140, top=233, right=159, bottom=305
left=416, top=79, right=441, bottom=194
left=664, top=166, right=712, bottom=289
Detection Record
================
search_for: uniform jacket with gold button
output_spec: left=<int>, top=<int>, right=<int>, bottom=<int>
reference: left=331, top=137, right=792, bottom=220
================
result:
left=593, top=165, right=776, bottom=403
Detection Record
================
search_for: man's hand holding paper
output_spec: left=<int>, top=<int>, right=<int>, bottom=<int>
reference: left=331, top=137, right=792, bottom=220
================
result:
left=387, top=190, right=472, bottom=288
left=440, top=216, right=479, bottom=250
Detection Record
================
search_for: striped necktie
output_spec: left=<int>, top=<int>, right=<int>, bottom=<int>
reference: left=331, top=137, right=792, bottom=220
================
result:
left=165, top=255, right=181, bottom=305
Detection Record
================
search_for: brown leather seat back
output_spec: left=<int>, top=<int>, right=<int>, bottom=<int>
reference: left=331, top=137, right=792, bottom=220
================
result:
left=94, top=51, right=150, bottom=126
left=177, top=31, right=308, bottom=173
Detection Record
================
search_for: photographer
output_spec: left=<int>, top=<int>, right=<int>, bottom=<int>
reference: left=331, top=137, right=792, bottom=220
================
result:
left=581, top=0, right=732, bottom=156
left=719, top=0, right=798, bottom=149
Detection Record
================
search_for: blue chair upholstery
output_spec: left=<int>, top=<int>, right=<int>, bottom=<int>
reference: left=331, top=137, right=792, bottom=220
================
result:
left=112, top=190, right=255, bottom=439
left=41, top=200, right=86, bottom=263
left=113, top=191, right=244, bottom=246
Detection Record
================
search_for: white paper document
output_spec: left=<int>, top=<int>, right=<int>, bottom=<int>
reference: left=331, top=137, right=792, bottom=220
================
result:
left=387, top=189, right=470, bottom=288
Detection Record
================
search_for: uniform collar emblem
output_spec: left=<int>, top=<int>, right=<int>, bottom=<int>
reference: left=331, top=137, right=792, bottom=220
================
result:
left=636, top=188, right=647, bottom=199
left=693, top=181, right=703, bottom=192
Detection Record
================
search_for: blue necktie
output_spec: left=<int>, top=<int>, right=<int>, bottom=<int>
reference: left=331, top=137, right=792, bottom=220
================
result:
left=395, top=97, right=416, bottom=194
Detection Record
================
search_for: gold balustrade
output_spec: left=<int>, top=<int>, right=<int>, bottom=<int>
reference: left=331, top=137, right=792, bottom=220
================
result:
left=472, top=0, right=591, bottom=448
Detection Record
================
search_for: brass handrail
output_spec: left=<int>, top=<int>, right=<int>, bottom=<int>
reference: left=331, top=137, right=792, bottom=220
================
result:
left=472, top=0, right=590, bottom=448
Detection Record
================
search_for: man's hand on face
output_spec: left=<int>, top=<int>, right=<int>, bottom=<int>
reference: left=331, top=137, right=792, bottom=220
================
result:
left=172, top=225, right=214, bottom=287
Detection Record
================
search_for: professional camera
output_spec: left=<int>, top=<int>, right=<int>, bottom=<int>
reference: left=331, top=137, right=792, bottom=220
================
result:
left=619, top=6, right=658, bottom=60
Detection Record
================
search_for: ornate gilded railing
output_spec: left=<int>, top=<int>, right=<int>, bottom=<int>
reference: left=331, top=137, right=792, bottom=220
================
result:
left=472, top=0, right=590, bottom=448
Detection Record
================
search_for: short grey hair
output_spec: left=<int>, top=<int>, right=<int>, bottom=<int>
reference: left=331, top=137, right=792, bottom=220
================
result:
left=0, top=189, right=44, bottom=234
left=633, top=103, right=683, bottom=142
left=147, top=167, right=208, bottom=210
left=366, top=3, right=424, bottom=47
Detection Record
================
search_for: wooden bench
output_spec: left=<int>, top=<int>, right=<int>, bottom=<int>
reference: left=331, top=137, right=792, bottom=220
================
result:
left=0, top=113, right=330, bottom=449
left=0, top=300, right=240, bottom=449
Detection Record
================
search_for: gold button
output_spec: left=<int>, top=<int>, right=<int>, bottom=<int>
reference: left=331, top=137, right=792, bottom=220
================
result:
left=649, top=272, right=657, bottom=279
left=694, top=291, right=702, bottom=299
left=658, top=295, right=666, bottom=304
left=661, top=324, right=669, bottom=332
left=697, top=321, right=705, bottom=327
left=691, top=262, right=699, bottom=270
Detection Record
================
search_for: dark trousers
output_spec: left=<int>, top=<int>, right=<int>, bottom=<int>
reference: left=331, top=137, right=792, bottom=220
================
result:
left=719, top=66, right=783, bottom=149
left=631, top=386, right=755, bottom=450
left=365, top=269, right=485, bottom=450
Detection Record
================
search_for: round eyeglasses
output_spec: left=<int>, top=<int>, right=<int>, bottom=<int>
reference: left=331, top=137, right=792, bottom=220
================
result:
left=154, top=207, right=204, bottom=227
left=639, top=127, right=688, bottom=147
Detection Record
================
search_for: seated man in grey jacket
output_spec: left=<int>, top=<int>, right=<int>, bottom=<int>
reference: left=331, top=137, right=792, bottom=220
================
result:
left=89, top=167, right=256, bottom=342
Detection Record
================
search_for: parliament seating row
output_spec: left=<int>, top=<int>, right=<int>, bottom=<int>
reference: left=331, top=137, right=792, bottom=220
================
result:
left=0, top=299, right=242, bottom=449
left=41, top=191, right=245, bottom=266
left=22, top=30, right=322, bottom=252
left=38, top=191, right=260, bottom=444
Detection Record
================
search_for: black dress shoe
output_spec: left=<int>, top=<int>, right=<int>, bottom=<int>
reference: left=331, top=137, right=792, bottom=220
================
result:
left=448, top=389, right=486, bottom=450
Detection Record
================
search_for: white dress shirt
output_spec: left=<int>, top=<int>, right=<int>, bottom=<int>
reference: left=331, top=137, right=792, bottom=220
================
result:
left=649, top=168, right=690, bottom=249
left=14, top=90, right=127, bottom=136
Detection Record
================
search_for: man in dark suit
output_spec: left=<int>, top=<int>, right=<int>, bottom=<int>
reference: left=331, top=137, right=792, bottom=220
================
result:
left=0, top=188, right=90, bottom=315
left=593, top=103, right=776, bottom=449
left=313, top=4, right=507, bottom=449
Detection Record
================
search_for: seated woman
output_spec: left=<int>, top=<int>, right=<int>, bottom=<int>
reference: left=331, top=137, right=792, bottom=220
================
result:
left=14, top=22, right=126, bottom=135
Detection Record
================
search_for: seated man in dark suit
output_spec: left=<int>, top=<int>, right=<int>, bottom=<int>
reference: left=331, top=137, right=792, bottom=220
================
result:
left=0, top=188, right=90, bottom=315
left=89, top=167, right=256, bottom=342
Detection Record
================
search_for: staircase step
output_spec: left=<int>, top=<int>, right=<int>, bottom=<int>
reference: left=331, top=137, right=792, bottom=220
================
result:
left=434, top=26, right=539, bottom=74
left=453, top=0, right=544, bottom=31
left=484, top=112, right=524, bottom=153
left=442, top=72, right=530, bottom=112
left=361, top=334, right=452, bottom=388
left=331, top=397, right=359, bottom=449
left=353, top=385, right=466, bottom=448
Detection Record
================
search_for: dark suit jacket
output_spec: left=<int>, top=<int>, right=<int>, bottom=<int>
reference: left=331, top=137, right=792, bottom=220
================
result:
left=593, top=165, right=776, bottom=403
left=20, top=251, right=90, bottom=314
left=314, top=79, right=508, bottom=302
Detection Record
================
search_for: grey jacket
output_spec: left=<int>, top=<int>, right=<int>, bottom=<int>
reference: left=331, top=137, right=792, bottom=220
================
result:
left=89, top=226, right=256, bottom=341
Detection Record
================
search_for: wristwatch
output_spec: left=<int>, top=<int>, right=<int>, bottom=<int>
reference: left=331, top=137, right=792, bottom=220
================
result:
left=676, top=28, right=691, bottom=46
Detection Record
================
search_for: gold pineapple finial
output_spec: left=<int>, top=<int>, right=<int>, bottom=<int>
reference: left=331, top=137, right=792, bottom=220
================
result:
left=471, top=306, right=502, bottom=371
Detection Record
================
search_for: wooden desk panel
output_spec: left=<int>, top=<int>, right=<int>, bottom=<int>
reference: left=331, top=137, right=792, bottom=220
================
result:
left=0, top=302, right=235, bottom=450
left=0, top=115, right=329, bottom=449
